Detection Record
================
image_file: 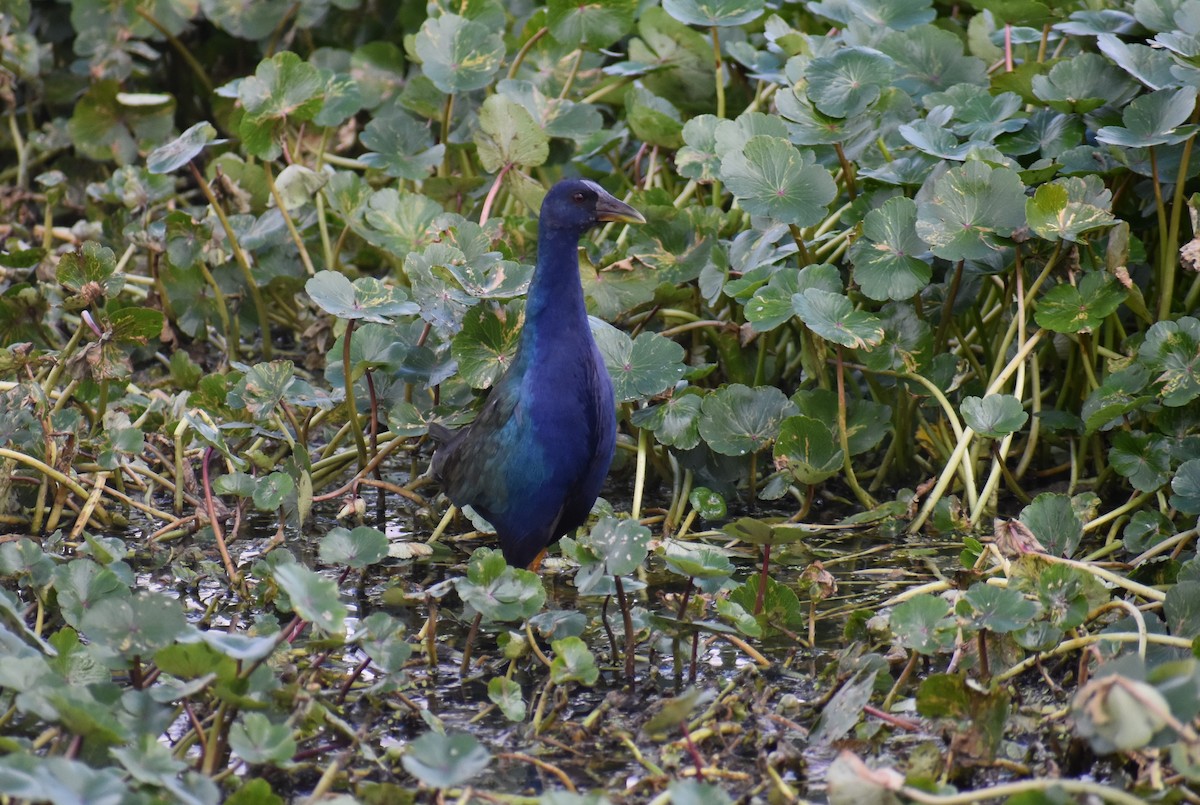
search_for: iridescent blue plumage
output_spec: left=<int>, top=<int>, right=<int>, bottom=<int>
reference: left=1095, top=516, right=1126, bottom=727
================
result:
left=432, top=180, right=645, bottom=568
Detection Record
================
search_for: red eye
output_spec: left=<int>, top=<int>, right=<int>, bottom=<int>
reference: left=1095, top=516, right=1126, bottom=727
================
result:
left=573, top=192, right=585, bottom=202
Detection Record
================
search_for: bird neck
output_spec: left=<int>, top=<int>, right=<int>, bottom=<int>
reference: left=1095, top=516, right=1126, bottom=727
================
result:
left=522, top=225, right=589, bottom=345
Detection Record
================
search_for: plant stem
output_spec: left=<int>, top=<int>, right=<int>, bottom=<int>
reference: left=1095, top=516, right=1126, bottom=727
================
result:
left=264, top=162, right=316, bottom=276
left=835, top=346, right=876, bottom=509
left=341, top=320, right=369, bottom=472
left=507, top=26, right=548, bottom=79
left=613, top=575, right=636, bottom=687
left=632, top=427, right=648, bottom=520
left=710, top=26, right=725, bottom=119
left=559, top=49, right=584, bottom=99
left=460, top=612, right=482, bottom=677
left=934, top=261, right=964, bottom=354
left=134, top=7, right=214, bottom=92
left=1163, top=108, right=1200, bottom=317
left=832, top=142, right=856, bottom=200
left=479, top=162, right=511, bottom=224
left=754, top=544, right=770, bottom=615
left=439, top=94, right=455, bottom=177
left=188, top=162, right=271, bottom=359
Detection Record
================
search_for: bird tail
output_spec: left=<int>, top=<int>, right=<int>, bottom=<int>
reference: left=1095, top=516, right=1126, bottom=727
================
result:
left=428, top=423, right=454, bottom=443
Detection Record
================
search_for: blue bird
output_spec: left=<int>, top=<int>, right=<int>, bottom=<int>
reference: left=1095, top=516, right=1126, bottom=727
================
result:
left=431, top=179, right=645, bottom=569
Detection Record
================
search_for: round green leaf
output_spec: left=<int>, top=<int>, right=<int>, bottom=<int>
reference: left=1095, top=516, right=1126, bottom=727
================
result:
left=806, top=48, right=895, bottom=118
left=475, top=94, right=549, bottom=173
left=414, top=14, right=504, bottom=94
left=629, top=392, right=703, bottom=449
left=146, top=122, right=221, bottom=174
left=877, top=24, right=988, bottom=98
left=586, top=516, right=651, bottom=577
left=1018, top=492, right=1083, bottom=557
left=960, top=394, right=1028, bottom=438
left=661, top=0, right=765, bottom=27
left=402, top=731, right=492, bottom=789
left=79, top=592, right=188, bottom=657
left=228, top=713, right=296, bottom=766
left=677, top=115, right=722, bottom=181
left=774, top=415, right=843, bottom=484
left=809, top=0, right=935, bottom=29
left=487, top=677, right=525, bottom=721
left=1171, top=459, right=1200, bottom=514
left=689, top=486, right=726, bottom=520
left=306, top=270, right=420, bottom=324
left=593, top=323, right=687, bottom=402
left=792, top=289, right=884, bottom=350
left=915, top=161, right=1026, bottom=260
left=549, top=636, right=599, bottom=686
left=890, top=593, right=956, bottom=655
left=1138, top=316, right=1200, bottom=407
left=1031, top=53, right=1138, bottom=114
left=957, top=583, right=1038, bottom=634
left=849, top=196, right=931, bottom=302
left=251, top=471, right=294, bottom=512
left=1025, top=176, right=1116, bottom=243
left=359, top=107, right=444, bottom=180
left=663, top=545, right=733, bottom=593
left=1034, top=272, right=1127, bottom=334
left=273, top=563, right=347, bottom=634
left=1073, top=675, right=1172, bottom=753
left=697, top=384, right=796, bottom=456
left=455, top=547, right=546, bottom=622
left=319, top=526, right=389, bottom=569
left=547, top=0, right=638, bottom=48
left=236, top=52, right=325, bottom=159
left=1095, top=86, right=1199, bottom=148
left=626, top=85, right=684, bottom=149
left=451, top=301, right=522, bottom=390
left=719, top=136, right=837, bottom=227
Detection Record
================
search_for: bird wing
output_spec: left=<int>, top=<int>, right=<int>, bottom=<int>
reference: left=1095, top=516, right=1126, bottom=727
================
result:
left=431, top=373, right=525, bottom=505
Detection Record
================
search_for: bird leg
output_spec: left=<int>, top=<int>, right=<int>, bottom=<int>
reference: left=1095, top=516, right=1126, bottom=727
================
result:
left=527, top=548, right=547, bottom=573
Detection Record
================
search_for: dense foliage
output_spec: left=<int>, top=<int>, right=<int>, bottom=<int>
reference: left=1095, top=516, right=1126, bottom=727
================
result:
left=3, top=0, right=1200, bottom=802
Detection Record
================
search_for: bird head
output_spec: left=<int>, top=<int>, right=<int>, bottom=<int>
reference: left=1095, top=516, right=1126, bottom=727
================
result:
left=540, top=179, right=646, bottom=234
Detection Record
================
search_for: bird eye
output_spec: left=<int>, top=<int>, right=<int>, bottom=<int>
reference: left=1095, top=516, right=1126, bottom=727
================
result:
left=572, top=192, right=585, bottom=202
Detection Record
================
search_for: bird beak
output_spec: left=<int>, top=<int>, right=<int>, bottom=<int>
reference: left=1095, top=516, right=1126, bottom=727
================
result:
left=595, top=191, right=646, bottom=225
